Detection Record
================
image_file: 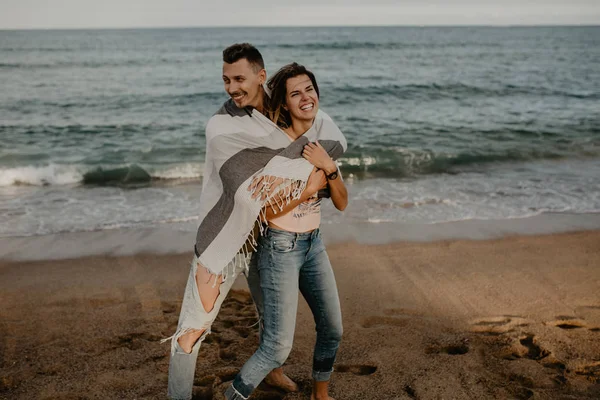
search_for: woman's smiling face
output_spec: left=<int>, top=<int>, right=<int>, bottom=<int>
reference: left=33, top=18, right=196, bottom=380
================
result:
left=284, top=74, right=319, bottom=124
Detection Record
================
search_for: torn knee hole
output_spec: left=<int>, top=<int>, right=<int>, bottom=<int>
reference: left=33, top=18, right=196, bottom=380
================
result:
left=176, top=329, right=206, bottom=354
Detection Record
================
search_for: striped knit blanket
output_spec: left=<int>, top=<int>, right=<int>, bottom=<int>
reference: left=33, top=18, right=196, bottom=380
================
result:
left=194, top=99, right=347, bottom=278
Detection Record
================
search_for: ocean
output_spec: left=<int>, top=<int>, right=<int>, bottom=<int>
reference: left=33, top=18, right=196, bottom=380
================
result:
left=1, top=26, right=599, bottom=238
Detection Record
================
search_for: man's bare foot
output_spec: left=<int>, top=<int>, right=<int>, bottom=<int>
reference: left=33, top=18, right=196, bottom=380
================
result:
left=311, top=379, right=334, bottom=400
left=264, top=368, right=299, bottom=392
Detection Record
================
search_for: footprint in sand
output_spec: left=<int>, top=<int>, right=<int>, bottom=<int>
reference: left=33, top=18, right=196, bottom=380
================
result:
left=517, top=334, right=550, bottom=360
left=335, top=364, right=378, bottom=376
left=573, top=361, right=600, bottom=383
left=493, top=333, right=573, bottom=391
left=545, top=315, right=588, bottom=330
left=471, top=315, right=600, bottom=388
left=493, top=332, right=551, bottom=362
left=425, top=338, right=470, bottom=356
left=552, top=307, right=600, bottom=332
left=469, top=316, right=530, bottom=335
left=499, top=333, right=571, bottom=388
left=577, top=305, right=600, bottom=331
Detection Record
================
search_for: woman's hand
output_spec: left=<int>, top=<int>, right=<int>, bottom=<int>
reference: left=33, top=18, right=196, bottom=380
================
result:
left=303, top=141, right=337, bottom=174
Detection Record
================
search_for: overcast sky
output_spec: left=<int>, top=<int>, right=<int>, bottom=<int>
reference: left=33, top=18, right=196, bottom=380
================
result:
left=1, top=0, right=599, bottom=29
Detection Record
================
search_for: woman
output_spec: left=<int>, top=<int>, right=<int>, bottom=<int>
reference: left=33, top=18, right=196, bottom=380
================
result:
left=225, top=63, right=348, bottom=400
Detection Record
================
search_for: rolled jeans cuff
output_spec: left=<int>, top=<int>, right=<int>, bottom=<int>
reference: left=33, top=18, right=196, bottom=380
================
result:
left=312, top=368, right=334, bottom=382
left=225, top=384, right=248, bottom=400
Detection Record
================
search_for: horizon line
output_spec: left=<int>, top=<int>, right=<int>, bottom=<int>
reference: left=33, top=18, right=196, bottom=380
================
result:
left=1, top=23, right=599, bottom=31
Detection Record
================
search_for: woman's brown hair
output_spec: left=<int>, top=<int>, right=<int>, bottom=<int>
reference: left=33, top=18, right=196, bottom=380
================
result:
left=267, top=63, right=320, bottom=129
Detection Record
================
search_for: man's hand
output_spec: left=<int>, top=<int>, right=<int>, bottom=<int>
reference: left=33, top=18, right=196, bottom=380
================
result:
left=248, top=175, right=285, bottom=201
left=248, top=166, right=328, bottom=203
left=305, top=168, right=327, bottom=197
left=302, top=141, right=337, bottom=174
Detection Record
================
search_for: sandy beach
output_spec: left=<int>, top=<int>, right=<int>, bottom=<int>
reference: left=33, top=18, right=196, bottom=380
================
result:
left=1, top=230, right=599, bottom=399
left=2, top=22, right=600, bottom=400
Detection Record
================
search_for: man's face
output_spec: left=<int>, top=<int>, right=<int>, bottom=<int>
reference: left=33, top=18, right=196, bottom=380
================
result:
left=222, top=59, right=266, bottom=109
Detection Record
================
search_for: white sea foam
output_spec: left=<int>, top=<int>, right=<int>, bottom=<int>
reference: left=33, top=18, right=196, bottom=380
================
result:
left=150, top=163, right=203, bottom=180
left=0, top=164, right=82, bottom=187
left=0, top=163, right=205, bottom=187
left=1, top=159, right=599, bottom=238
left=338, top=156, right=377, bottom=167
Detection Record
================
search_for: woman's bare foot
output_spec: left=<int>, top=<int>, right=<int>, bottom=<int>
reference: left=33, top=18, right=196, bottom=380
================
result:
left=264, top=367, right=299, bottom=392
left=310, top=395, right=335, bottom=400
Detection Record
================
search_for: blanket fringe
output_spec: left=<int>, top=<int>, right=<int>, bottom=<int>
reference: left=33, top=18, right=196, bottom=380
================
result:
left=232, top=176, right=309, bottom=281
left=199, top=176, right=308, bottom=285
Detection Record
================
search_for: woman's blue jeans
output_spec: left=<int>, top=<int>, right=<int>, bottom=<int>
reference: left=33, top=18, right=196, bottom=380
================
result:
left=225, top=227, right=343, bottom=400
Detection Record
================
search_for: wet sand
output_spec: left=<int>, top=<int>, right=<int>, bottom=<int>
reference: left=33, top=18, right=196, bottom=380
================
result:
left=1, top=230, right=599, bottom=399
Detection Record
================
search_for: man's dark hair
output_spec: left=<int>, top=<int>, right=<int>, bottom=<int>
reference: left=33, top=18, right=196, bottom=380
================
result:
left=267, top=62, right=320, bottom=128
left=222, top=43, right=265, bottom=72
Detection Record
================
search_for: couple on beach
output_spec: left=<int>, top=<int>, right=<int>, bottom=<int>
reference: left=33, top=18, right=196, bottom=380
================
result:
left=164, top=43, right=349, bottom=400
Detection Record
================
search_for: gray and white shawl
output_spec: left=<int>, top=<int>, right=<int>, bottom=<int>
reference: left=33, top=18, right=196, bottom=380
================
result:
left=194, top=99, right=346, bottom=278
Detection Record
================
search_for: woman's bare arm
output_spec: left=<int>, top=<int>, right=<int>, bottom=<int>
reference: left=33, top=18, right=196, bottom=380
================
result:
left=302, top=141, right=348, bottom=211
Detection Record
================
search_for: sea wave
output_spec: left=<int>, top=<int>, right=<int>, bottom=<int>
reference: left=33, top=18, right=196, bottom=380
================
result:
left=326, top=83, right=600, bottom=101
left=339, top=144, right=600, bottom=178
left=0, top=163, right=203, bottom=187
left=1, top=140, right=598, bottom=187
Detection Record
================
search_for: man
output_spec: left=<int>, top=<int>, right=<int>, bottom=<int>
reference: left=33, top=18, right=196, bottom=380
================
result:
left=167, top=43, right=298, bottom=400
